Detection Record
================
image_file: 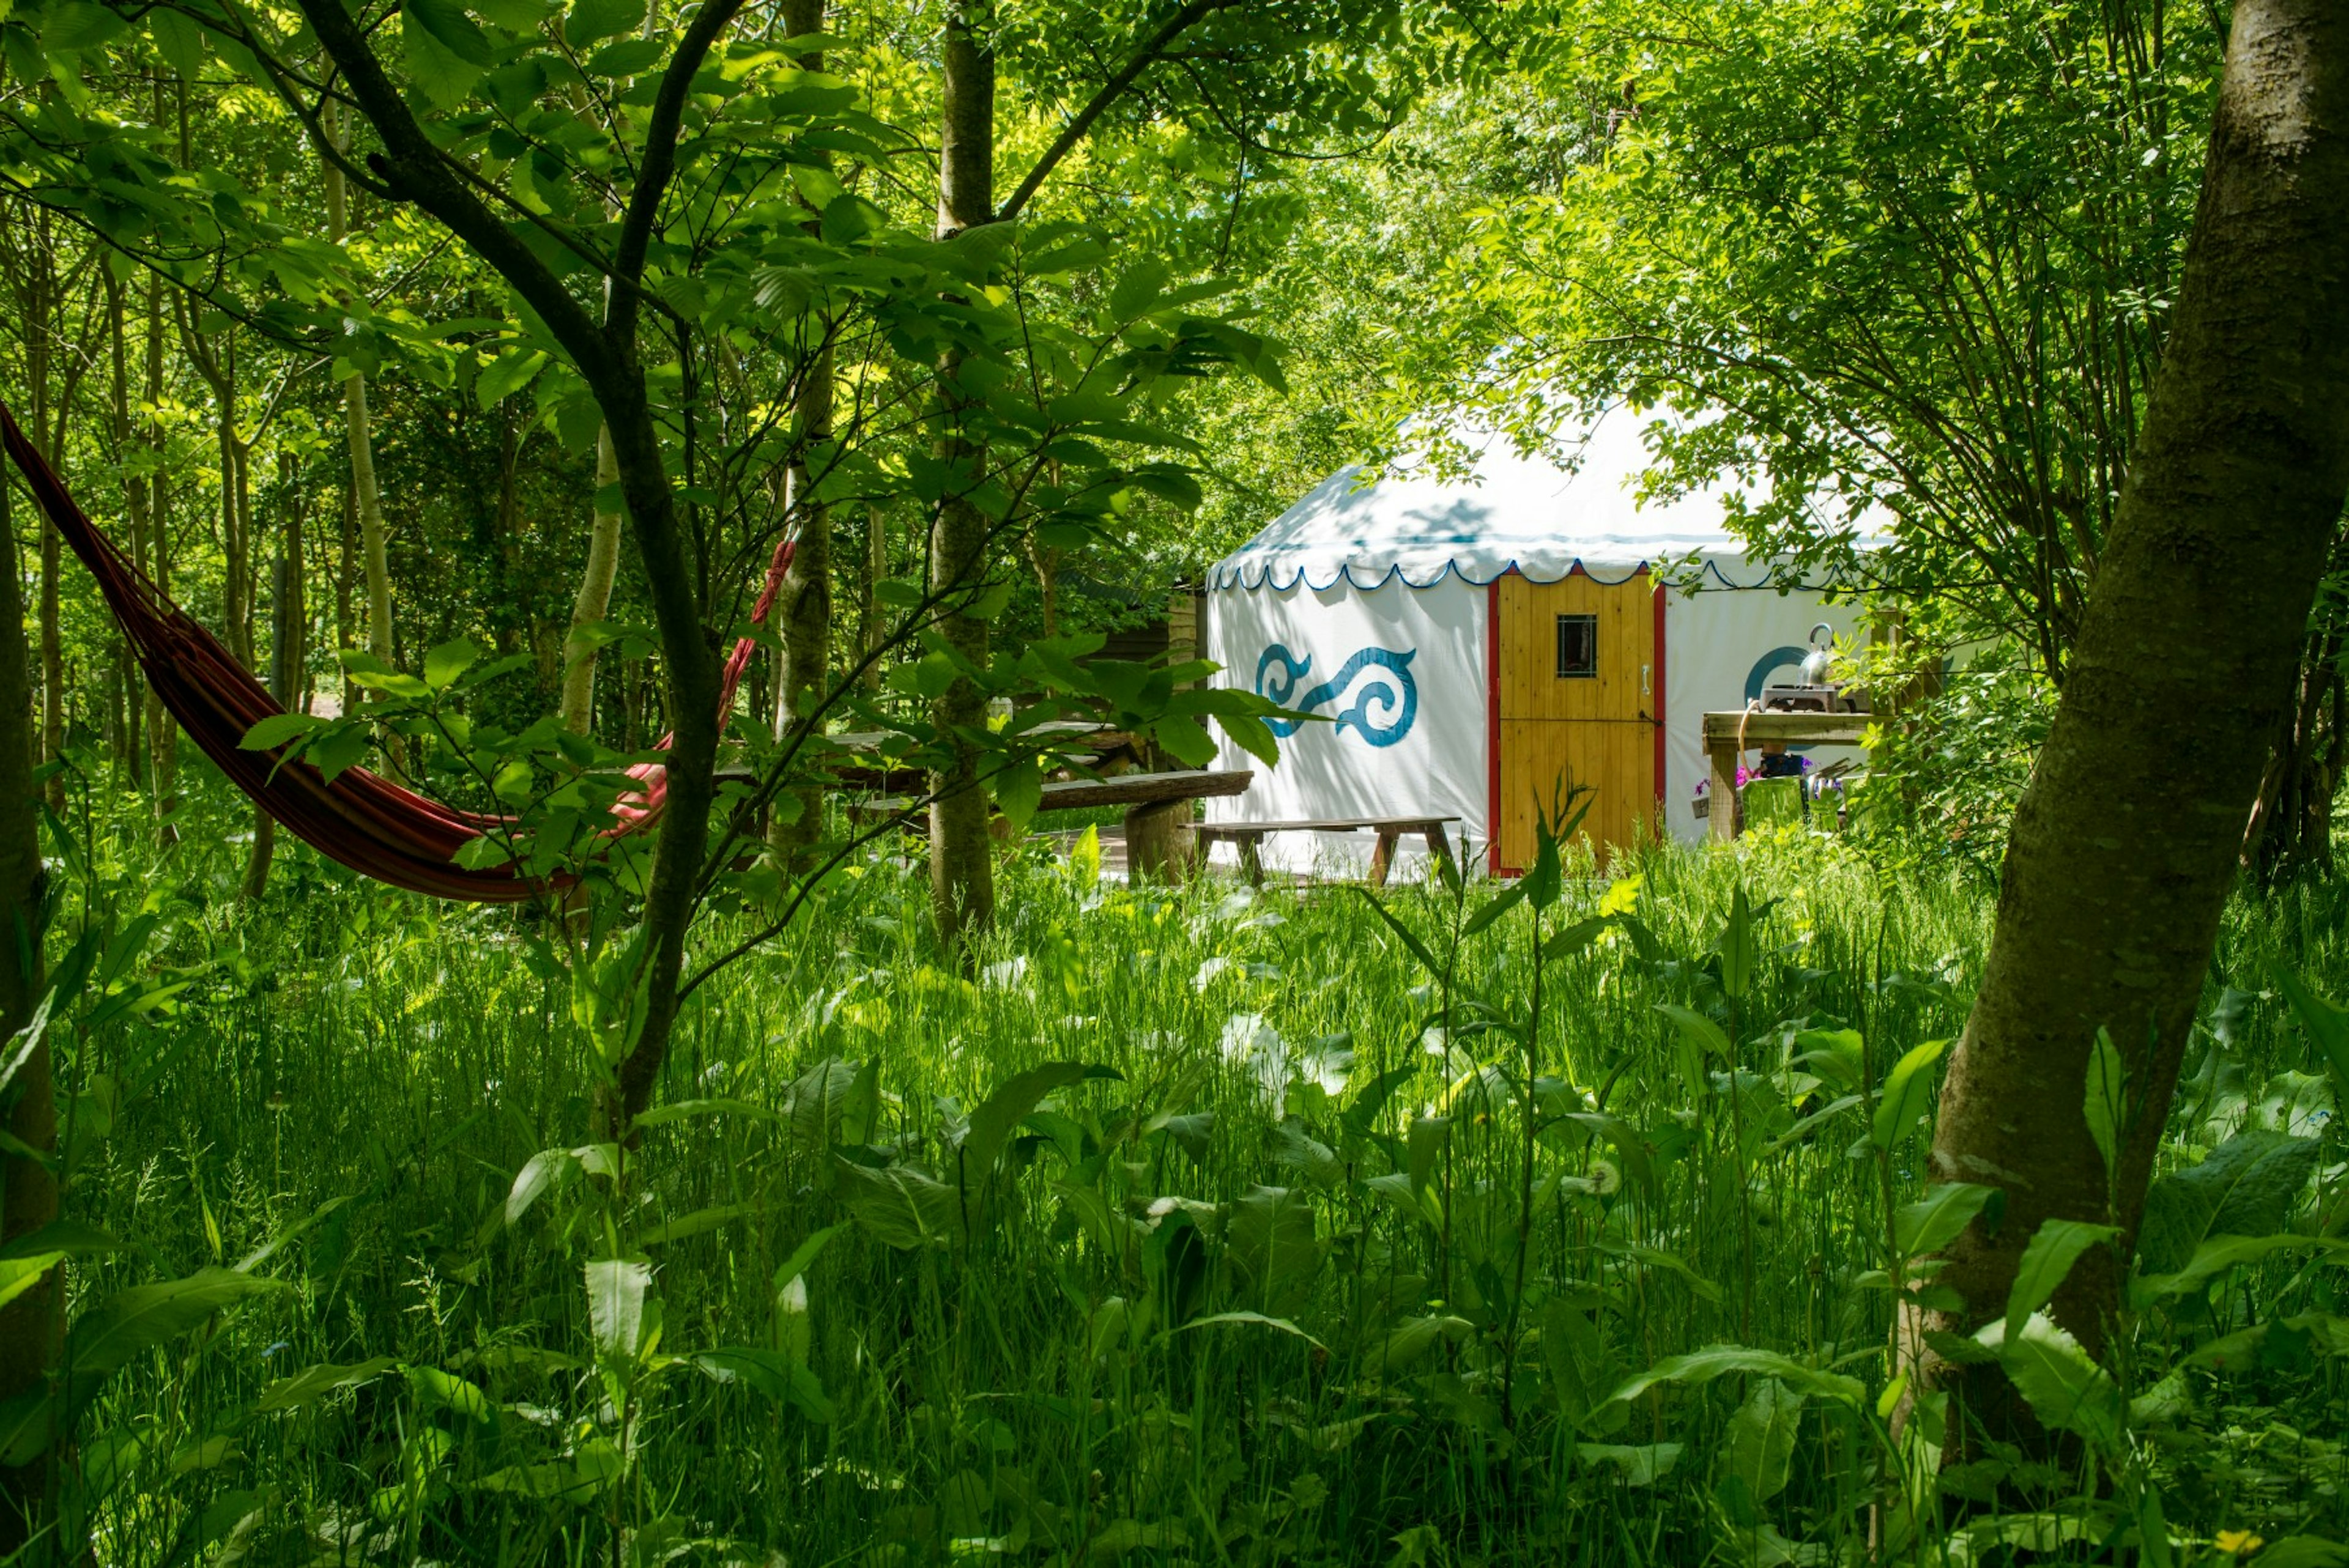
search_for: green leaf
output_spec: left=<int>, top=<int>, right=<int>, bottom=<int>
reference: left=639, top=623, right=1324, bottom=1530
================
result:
left=0, top=1254, right=62, bottom=1312
left=1717, top=882, right=1756, bottom=1001
left=1575, top=1443, right=1682, bottom=1487
left=692, top=1347, right=834, bottom=1421
left=1655, top=1004, right=1732, bottom=1063
left=1893, top=1181, right=1999, bottom=1260
left=1178, top=1310, right=1328, bottom=1351
left=836, top=1160, right=957, bottom=1250
left=1460, top=878, right=1527, bottom=938
left=67, top=1268, right=286, bottom=1380
left=1604, top=1345, right=1865, bottom=1408
left=1223, top=1185, right=1323, bottom=1314
left=2132, top=1233, right=2348, bottom=1304
left=1720, top=1378, right=1804, bottom=1504
left=1351, top=887, right=1444, bottom=981
left=2274, top=964, right=2349, bottom=1099
left=565, top=0, right=647, bottom=47
left=2005, top=1219, right=2118, bottom=1341
left=586, top=35, right=663, bottom=75
left=476, top=347, right=549, bottom=409
left=2084, top=1029, right=2124, bottom=1180
left=1973, top=1312, right=2123, bottom=1452
left=1871, top=1038, right=1947, bottom=1153
left=258, top=1357, right=398, bottom=1413
left=585, top=1257, right=653, bottom=1360
left=147, top=7, right=207, bottom=76
left=404, top=0, right=495, bottom=66
left=423, top=637, right=480, bottom=692
left=0, top=1219, right=120, bottom=1263
left=2136, top=1130, right=2320, bottom=1277
left=956, top=1062, right=1118, bottom=1220
left=771, top=1224, right=844, bottom=1292
left=1108, top=257, right=1169, bottom=320
left=240, top=712, right=320, bottom=752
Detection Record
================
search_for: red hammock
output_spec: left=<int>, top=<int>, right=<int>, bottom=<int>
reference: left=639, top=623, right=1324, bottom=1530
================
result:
left=0, top=401, right=793, bottom=903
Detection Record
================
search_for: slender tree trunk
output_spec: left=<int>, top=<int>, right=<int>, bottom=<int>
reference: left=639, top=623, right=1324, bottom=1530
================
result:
left=928, top=0, right=1000, bottom=955
left=139, top=274, right=175, bottom=835
left=861, top=500, right=885, bottom=691
left=0, top=467, right=56, bottom=1553
left=770, top=0, right=834, bottom=871
left=244, top=458, right=304, bottom=900
left=562, top=426, right=625, bottom=734
left=108, top=272, right=145, bottom=790
left=1921, top=0, right=2349, bottom=1453
left=26, top=222, right=64, bottom=816
left=327, top=99, right=398, bottom=767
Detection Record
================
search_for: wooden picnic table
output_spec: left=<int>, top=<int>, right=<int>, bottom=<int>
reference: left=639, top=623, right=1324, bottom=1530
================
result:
left=1700, top=710, right=1872, bottom=841
left=855, top=767, right=1253, bottom=878
left=823, top=721, right=1146, bottom=793
left=1195, top=816, right=1461, bottom=888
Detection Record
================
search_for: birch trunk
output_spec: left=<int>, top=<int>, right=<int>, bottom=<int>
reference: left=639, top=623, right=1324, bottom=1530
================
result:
left=562, top=426, right=625, bottom=734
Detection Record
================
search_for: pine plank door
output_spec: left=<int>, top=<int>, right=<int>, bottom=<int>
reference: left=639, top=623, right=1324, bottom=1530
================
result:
left=1494, top=571, right=1659, bottom=869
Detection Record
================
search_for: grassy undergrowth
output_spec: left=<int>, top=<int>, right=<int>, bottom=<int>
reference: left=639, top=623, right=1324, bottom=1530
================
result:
left=15, top=802, right=2349, bottom=1566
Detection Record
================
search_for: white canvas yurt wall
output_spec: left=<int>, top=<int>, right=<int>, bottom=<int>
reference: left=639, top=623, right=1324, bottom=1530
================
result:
left=1203, top=409, right=1876, bottom=875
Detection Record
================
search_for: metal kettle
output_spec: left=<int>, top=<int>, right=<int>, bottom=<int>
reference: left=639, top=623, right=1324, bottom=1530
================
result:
left=1799, top=622, right=1836, bottom=686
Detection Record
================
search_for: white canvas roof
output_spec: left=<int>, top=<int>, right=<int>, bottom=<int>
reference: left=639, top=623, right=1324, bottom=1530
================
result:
left=1209, top=406, right=1871, bottom=593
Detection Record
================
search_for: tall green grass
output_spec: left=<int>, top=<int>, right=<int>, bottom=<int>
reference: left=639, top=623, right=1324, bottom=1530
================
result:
left=24, top=804, right=2349, bottom=1566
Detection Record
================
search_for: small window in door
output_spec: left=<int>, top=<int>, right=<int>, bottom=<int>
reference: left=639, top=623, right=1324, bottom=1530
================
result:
left=1555, top=613, right=1598, bottom=679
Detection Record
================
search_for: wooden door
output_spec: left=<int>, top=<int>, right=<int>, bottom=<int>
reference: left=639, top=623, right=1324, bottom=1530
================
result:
left=1494, top=572, right=1658, bottom=868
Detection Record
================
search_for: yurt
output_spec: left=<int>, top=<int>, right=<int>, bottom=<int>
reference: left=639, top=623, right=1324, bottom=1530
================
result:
left=1201, top=409, right=1876, bottom=875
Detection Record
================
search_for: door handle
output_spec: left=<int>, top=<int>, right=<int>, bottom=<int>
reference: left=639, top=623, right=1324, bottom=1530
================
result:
left=1641, top=664, right=1652, bottom=697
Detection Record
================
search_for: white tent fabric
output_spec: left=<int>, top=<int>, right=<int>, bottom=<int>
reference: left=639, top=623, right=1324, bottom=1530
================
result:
left=1204, top=578, right=1488, bottom=875
left=1209, top=407, right=1857, bottom=593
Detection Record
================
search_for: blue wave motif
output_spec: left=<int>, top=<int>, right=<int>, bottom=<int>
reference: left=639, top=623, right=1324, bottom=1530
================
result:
left=1255, top=644, right=1419, bottom=747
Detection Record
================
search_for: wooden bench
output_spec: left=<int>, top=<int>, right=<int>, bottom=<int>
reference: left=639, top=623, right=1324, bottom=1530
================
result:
left=855, top=768, right=1253, bottom=877
left=1195, top=816, right=1461, bottom=888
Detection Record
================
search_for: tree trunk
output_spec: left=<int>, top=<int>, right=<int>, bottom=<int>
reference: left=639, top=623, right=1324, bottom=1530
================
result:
left=139, top=274, right=176, bottom=835
left=0, top=462, right=56, bottom=1553
left=1921, top=0, right=2349, bottom=1454
left=244, top=458, right=305, bottom=900
left=562, top=425, right=625, bottom=734
left=770, top=0, right=834, bottom=872
left=26, top=221, right=64, bottom=816
left=928, top=0, right=1000, bottom=955
left=861, top=500, right=886, bottom=691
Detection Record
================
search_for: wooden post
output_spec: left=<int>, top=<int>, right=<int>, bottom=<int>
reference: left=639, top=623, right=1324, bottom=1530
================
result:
left=1708, top=740, right=1739, bottom=842
left=1126, top=799, right=1195, bottom=879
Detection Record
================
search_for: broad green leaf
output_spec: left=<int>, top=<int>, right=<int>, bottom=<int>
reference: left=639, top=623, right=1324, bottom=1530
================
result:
left=1605, top=1344, right=1863, bottom=1408
left=239, top=712, right=319, bottom=751
left=258, top=1357, right=398, bottom=1413
left=771, top=1224, right=843, bottom=1292
left=2132, top=1233, right=2348, bottom=1305
left=1973, top=1312, right=2123, bottom=1452
left=1717, top=883, right=1755, bottom=1000
left=146, top=6, right=207, bottom=75
left=2084, top=1029, right=2123, bottom=1179
left=0, top=1219, right=120, bottom=1261
left=692, top=1347, right=835, bottom=1421
left=2274, top=964, right=2349, bottom=1098
left=423, top=637, right=480, bottom=691
left=2136, top=1130, right=2320, bottom=1277
left=956, top=1062, right=1118, bottom=1218
left=0, top=1254, right=62, bottom=1312
left=1720, top=1378, right=1804, bottom=1503
left=1575, top=1443, right=1682, bottom=1487
left=1893, top=1181, right=1998, bottom=1260
left=476, top=347, right=549, bottom=409
left=405, top=0, right=495, bottom=65
left=565, top=0, right=647, bottom=48
left=585, top=1257, right=653, bottom=1360
left=1871, top=1038, right=1948, bottom=1153
left=1180, top=1310, right=1329, bottom=1350
left=2005, top=1219, right=2118, bottom=1341
left=67, top=1268, right=285, bottom=1378
left=1222, top=1186, right=1322, bottom=1314
left=1460, top=878, right=1527, bottom=937
left=836, top=1161, right=956, bottom=1250
left=1655, top=1004, right=1732, bottom=1062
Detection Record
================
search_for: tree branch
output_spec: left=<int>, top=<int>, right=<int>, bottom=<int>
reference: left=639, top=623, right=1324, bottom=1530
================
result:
left=995, top=0, right=1241, bottom=224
